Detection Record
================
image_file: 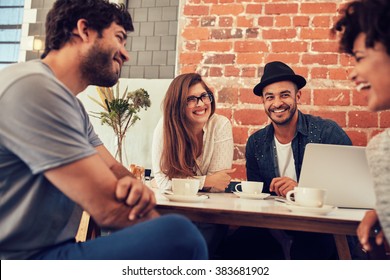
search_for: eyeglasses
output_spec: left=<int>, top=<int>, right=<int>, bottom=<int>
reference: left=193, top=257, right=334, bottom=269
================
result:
left=186, top=92, right=213, bottom=108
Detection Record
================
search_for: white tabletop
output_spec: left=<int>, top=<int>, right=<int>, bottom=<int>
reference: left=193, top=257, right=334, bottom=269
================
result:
left=155, top=190, right=368, bottom=222
left=154, top=189, right=370, bottom=260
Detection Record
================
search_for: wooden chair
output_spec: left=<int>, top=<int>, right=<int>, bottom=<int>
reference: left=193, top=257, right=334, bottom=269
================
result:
left=75, top=211, right=101, bottom=242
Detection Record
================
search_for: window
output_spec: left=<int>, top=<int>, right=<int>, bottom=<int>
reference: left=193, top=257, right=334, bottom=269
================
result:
left=0, top=0, right=24, bottom=69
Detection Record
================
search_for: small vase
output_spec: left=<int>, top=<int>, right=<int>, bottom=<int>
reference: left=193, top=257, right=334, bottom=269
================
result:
left=114, top=134, right=129, bottom=167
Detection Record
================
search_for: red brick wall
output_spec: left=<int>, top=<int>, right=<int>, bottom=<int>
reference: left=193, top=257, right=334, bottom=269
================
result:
left=177, top=0, right=389, bottom=180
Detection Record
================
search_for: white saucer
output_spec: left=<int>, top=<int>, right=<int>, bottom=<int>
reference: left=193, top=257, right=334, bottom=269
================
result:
left=163, top=194, right=208, bottom=203
left=283, top=204, right=337, bottom=215
left=233, top=192, right=270, bottom=200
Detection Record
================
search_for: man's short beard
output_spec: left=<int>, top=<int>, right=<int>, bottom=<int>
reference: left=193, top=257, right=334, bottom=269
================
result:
left=80, top=43, right=119, bottom=87
left=268, top=105, right=297, bottom=126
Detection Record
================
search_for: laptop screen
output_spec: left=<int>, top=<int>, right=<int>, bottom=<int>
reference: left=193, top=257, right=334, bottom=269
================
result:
left=298, top=143, right=376, bottom=209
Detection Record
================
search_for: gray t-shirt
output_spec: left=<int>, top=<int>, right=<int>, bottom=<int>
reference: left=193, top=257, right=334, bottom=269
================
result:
left=0, top=60, right=103, bottom=259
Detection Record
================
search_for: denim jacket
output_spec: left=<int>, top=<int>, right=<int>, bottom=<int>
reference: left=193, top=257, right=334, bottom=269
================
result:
left=245, top=111, right=352, bottom=194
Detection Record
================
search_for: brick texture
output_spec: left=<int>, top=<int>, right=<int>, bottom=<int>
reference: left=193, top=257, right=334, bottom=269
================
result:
left=177, top=0, right=390, bottom=180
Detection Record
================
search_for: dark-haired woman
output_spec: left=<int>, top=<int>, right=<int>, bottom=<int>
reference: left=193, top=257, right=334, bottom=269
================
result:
left=334, top=0, right=390, bottom=252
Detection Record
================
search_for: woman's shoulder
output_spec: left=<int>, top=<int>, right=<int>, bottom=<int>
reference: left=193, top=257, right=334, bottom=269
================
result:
left=208, top=113, right=231, bottom=126
left=367, top=129, right=390, bottom=154
left=152, top=117, right=164, bottom=136
left=205, top=114, right=232, bottom=135
left=156, top=116, right=164, bottom=126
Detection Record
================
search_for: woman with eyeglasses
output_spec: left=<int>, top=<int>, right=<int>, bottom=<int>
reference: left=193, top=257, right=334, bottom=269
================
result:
left=152, top=73, right=235, bottom=193
left=334, top=0, right=390, bottom=254
left=151, top=73, right=234, bottom=258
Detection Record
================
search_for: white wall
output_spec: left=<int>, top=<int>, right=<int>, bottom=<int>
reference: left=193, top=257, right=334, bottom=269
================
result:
left=19, top=0, right=35, bottom=62
left=77, top=78, right=172, bottom=171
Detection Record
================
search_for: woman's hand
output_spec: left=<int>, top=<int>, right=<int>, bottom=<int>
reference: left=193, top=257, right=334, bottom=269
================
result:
left=357, top=210, right=384, bottom=252
left=204, top=168, right=236, bottom=192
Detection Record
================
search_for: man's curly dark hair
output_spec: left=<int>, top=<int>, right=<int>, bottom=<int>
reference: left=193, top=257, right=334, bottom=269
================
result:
left=42, top=0, right=133, bottom=59
left=333, top=0, right=390, bottom=55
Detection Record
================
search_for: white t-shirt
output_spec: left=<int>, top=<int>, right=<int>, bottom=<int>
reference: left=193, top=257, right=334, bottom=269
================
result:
left=274, top=136, right=297, bottom=181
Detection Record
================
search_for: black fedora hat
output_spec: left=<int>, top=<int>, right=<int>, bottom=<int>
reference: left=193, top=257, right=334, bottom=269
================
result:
left=253, top=61, right=306, bottom=96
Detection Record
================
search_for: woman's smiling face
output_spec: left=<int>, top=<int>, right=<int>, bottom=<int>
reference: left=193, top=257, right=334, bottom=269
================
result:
left=351, top=33, right=390, bottom=112
left=185, top=83, right=212, bottom=130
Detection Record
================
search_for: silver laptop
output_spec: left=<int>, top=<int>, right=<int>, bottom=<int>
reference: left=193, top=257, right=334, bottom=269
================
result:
left=298, top=143, right=376, bottom=209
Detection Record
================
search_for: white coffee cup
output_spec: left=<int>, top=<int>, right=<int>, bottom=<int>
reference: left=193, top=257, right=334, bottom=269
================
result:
left=171, top=178, right=200, bottom=196
left=194, top=176, right=205, bottom=190
left=286, top=187, right=326, bottom=208
left=235, top=181, right=263, bottom=194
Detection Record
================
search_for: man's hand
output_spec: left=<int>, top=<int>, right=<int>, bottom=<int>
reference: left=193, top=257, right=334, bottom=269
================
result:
left=205, top=168, right=236, bottom=192
left=131, top=209, right=160, bottom=225
left=357, top=210, right=384, bottom=252
left=115, top=176, right=156, bottom=221
left=270, top=176, right=298, bottom=197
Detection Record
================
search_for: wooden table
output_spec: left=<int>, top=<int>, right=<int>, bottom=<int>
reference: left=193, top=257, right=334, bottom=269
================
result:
left=155, top=191, right=368, bottom=260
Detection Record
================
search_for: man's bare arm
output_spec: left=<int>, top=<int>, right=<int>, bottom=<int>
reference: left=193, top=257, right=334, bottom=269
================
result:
left=44, top=153, right=154, bottom=229
left=95, top=145, right=157, bottom=217
left=95, top=145, right=134, bottom=179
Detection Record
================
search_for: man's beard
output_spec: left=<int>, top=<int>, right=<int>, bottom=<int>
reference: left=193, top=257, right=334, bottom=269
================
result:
left=266, top=104, right=297, bottom=126
left=80, top=43, right=119, bottom=87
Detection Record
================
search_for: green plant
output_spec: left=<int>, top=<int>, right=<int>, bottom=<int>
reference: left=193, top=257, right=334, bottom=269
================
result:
left=89, top=82, right=151, bottom=164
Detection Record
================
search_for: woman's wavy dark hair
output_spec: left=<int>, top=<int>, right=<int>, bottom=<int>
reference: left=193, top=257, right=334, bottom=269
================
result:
left=333, top=0, right=390, bottom=55
left=41, top=0, right=133, bottom=59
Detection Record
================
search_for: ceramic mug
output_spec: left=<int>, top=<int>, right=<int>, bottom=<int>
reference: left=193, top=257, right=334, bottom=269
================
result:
left=286, top=187, right=326, bottom=207
left=235, top=181, right=263, bottom=194
left=171, top=178, right=200, bottom=196
left=194, top=176, right=205, bottom=190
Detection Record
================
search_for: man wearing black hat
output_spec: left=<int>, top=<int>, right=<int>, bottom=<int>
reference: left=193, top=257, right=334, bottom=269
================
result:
left=221, top=61, right=352, bottom=260
left=248, top=61, right=351, bottom=197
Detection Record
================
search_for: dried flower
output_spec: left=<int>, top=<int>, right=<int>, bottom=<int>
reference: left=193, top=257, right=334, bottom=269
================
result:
left=88, top=81, right=151, bottom=164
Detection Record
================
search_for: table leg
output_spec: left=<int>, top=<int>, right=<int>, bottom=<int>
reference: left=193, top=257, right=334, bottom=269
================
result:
left=334, top=234, right=351, bottom=260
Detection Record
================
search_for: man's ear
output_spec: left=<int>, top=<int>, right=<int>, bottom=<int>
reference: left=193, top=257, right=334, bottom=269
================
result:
left=296, top=90, right=302, bottom=103
left=73, top=19, right=90, bottom=41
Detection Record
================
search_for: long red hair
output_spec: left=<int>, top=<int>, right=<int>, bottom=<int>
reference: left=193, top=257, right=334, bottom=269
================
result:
left=160, top=73, right=215, bottom=179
